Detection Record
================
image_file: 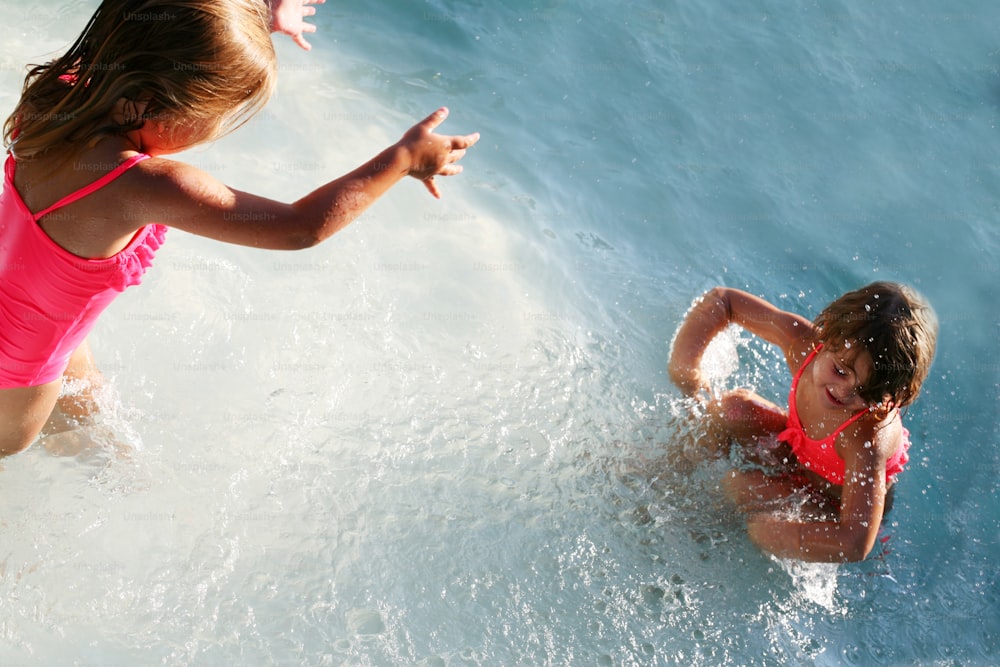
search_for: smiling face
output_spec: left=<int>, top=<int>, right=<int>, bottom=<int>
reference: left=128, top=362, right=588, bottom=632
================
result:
left=810, top=343, right=875, bottom=412
left=812, top=282, right=938, bottom=409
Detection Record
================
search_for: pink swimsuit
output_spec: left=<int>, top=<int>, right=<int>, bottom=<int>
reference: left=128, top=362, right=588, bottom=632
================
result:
left=778, top=345, right=910, bottom=485
left=0, top=153, right=166, bottom=388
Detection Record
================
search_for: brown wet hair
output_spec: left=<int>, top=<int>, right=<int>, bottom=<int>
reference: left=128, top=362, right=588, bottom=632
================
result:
left=813, top=281, right=938, bottom=409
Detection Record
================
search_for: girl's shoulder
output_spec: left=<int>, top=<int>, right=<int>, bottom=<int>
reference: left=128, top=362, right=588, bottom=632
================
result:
left=784, top=331, right=819, bottom=375
left=839, top=407, right=905, bottom=468
left=14, top=147, right=121, bottom=211
left=124, top=155, right=233, bottom=216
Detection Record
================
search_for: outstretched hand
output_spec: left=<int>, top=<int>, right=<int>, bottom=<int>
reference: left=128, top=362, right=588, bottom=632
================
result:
left=397, top=108, right=480, bottom=199
left=268, top=0, right=325, bottom=51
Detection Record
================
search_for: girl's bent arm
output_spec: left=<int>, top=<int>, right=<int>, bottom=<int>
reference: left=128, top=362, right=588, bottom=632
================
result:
left=747, top=436, right=887, bottom=562
left=668, top=289, right=731, bottom=395
left=746, top=492, right=884, bottom=563
left=745, top=515, right=868, bottom=563
left=128, top=109, right=478, bottom=250
left=668, top=287, right=813, bottom=395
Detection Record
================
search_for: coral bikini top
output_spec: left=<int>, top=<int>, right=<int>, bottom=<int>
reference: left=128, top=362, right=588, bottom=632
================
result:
left=778, top=345, right=909, bottom=485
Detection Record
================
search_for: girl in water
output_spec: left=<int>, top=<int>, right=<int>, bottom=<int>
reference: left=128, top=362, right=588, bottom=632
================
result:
left=669, top=282, right=937, bottom=562
left=0, top=0, right=479, bottom=455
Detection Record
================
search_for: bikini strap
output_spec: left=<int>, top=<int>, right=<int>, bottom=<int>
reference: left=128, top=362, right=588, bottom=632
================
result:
left=800, top=343, right=870, bottom=438
left=833, top=406, right=870, bottom=436
left=33, top=153, right=150, bottom=220
left=790, top=344, right=821, bottom=391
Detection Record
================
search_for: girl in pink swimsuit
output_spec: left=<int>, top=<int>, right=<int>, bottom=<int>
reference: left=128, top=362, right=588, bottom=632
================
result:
left=0, top=0, right=479, bottom=455
left=669, top=282, right=937, bottom=562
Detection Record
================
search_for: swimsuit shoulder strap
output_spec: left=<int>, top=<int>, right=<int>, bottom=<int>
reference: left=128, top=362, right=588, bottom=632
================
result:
left=33, top=153, right=150, bottom=220
left=795, top=343, right=870, bottom=439
left=790, top=344, right=821, bottom=392
left=829, top=406, right=870, bottom=439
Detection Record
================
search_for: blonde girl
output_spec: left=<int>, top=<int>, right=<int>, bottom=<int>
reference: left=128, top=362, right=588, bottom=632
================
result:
left=0, top=0, right=479, bottom=455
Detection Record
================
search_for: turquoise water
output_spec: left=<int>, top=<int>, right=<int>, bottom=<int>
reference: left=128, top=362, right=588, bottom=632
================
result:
left=0, top=0, right=998, bottom=664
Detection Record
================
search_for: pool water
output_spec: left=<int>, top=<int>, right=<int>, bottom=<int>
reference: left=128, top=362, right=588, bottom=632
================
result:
left=0, top=0, right=997, bottom=664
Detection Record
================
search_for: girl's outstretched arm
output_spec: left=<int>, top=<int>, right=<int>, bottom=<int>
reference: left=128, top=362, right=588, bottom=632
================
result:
left=668, top=287, right=813, bottom=396
left=268, top=0, right=325, bottom=51
left=128, top=108, right=479, bottom=250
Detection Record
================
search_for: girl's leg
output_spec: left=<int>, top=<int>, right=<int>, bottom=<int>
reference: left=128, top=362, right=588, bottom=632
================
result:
left=675, top=388, right=789, bottom=466
left=0, top=381, right=62, bottom=457
left=51, top=339, right=104, bottom=426
left=721, top=469, right=802, bottom=513
left=723, top=469, right=839, bottom=522
left=38, top=341, right=110, bottom=457
left=0, top=342, right=107, bottom=457
left=707, top=388, right=787, bottom=440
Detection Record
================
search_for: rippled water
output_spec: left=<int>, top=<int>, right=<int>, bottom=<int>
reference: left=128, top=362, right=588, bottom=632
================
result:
left=1, top=0, right=998, bottom=664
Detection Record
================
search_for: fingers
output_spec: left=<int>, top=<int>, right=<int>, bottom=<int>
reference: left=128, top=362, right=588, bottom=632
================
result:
left=451, top=132, right=480, bottom=150
left=412, top=108, right=479, bottom=148
left=297, top=3, right=318, bottom=48
left=407, top=108, right=479, bottom=198
left=419, top=107, right=450, bottom=132
left=420, top=163, right=466, bottom=198
left=423, top=176, right=441, bottom=199
left=445, top=147, right=467, bottom=164
left=293, top=22, right=317, bottom=50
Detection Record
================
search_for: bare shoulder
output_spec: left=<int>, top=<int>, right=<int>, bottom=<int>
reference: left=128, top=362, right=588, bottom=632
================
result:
left=840, top=410, right=904, bottom=471
left=122, top=157, right=303, bottom=249
left=785, top=335, right=818, bottom=374
left=130, top=156, right=230, bottom=200
left=124, top=157, right=236, bottom=225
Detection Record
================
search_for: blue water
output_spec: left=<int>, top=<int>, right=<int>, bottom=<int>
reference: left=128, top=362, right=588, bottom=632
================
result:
left=0, top=0, right=998, bottom=664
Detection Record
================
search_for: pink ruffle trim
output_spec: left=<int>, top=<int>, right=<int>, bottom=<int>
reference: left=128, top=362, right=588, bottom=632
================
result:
left=110, top=224, right=168, bottom=292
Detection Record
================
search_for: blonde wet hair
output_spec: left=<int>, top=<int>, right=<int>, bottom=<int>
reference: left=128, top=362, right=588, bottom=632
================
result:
left=4, top=0, right=277, bottom=159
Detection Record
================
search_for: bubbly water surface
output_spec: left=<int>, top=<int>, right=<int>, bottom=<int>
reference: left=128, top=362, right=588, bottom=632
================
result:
left=0, top=0, right=997, bottom=664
